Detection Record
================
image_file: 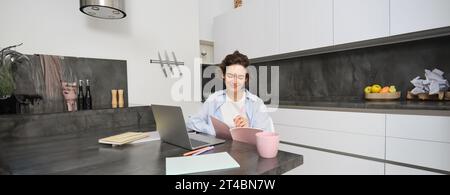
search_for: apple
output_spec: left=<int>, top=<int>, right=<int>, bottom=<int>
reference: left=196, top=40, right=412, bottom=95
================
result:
left=389, top=86, right=397, bottom=93
left=371, top=84, right=382, bottom=93
left=364, top=86, right=372, bottom=94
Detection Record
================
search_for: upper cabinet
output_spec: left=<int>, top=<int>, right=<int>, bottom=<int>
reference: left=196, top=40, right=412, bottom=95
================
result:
left=213, top=0, right=279, bottom=63
left=390, top=0, right=450, bottom=35
left=333, top=0, right=390, bottom=45
left=279, top=0, right=333, bottom=53
left=199, top=0, right=234, bottom=42
left=213, top=9, right=244, bottom=63
left=240, top=0, right=280, bottom=60
left=213, top=0, right=450, bottom=60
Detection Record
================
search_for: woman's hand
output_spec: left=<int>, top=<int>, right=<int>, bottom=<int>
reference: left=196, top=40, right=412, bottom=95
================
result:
left=233, top=115, right=249, bottom=128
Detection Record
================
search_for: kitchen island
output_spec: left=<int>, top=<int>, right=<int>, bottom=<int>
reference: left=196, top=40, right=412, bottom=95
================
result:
left=0, top=130, right=303, bottom=175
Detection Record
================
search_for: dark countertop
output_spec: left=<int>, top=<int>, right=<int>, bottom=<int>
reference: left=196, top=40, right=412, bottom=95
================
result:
left=0, top=130, right=303, bottom=175
left=0, top=105, right=150, bottom=118
left=273, top=100, right=450, bottom=116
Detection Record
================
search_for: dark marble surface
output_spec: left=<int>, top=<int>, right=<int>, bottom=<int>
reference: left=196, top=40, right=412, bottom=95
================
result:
left=5, top=54, right=128, bottom=115
left=0, top=130, right=303, bottom=175
left=254, top=36, right=450, bottom=103
left=0, top=106, right=155, bottom=139
left=0, top=160, right=9, bottom=175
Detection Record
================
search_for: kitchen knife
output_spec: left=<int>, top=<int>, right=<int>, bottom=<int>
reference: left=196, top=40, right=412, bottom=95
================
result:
left=172, top=51, right=183, bottom=77
left=158, top=52, right=168, bottom=78
left=164, top=51, right=174, bottom=76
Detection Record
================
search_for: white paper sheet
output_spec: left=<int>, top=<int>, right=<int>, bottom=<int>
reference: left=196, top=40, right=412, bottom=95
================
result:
left=165, top=152, right=240, bottom=175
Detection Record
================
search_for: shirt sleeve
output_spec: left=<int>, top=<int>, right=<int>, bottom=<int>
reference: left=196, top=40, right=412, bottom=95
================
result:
left=250, top=99, right=275, bottom=132
left=186, top=100, right=216, bottom=135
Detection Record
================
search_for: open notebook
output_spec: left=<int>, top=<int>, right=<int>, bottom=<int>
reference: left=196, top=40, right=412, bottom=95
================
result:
left=210, top=116, right=263, bottom=145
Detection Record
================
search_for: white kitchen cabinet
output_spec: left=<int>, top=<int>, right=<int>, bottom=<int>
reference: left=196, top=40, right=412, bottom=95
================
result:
left=386, top=114, right=450, bottom=143
left=239, top=0, right=279, bottom=59
left=269, top=108, right=450, bottom=174
left=275, top=123, right=385, bottom=159
left=213, top=9, right=244, bottom=63
left=213, top=0, right=279, bottom=63
left=391, top=0, right=450, bottom=35
left=199, top=0, right=234, bottom=42
left=270, top=109, right=386, bottom=136
left=280, top=144, right=385, bottom=175
left=385, top=114, right=450, bottom=172
left=213, top=0, right=449, bottom=60
left=270, top=109, right=386, bottom=159
left=279, top=0, right=333, bottom=53
left=386, top=137, right=450, bottom=172
left=334, top=0, right=390, bottom=45
left=385, top=164, right=442, bottom=175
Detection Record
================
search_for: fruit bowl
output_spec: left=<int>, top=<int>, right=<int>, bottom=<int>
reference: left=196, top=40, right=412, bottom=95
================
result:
left=365, top=92, right=401, bottom=100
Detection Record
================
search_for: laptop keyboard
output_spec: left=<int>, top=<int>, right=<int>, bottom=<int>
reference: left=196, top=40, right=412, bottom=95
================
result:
left=190, top=139, right=209, bottom=147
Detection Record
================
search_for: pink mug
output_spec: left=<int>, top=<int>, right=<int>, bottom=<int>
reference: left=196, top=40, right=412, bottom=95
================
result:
left=256, top=132, right=279, bottom=158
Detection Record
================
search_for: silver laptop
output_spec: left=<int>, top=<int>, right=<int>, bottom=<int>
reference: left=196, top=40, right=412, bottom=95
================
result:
left=152, top=104, right=225, bottom=150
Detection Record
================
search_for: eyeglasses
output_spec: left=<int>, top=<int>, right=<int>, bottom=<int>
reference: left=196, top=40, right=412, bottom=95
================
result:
left=226, top=73, right=246, bottom=80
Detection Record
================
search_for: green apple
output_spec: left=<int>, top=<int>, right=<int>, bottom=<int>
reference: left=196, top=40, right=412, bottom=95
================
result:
left=389, top=86, right=397, bottom=93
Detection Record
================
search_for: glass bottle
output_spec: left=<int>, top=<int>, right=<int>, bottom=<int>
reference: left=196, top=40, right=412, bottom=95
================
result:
left=77, top=80, right=84, bottom=111
left=85, top=80, right=92, bottom=110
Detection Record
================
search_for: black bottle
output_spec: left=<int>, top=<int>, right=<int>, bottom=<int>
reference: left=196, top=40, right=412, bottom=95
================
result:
left=77, top=80, right=85, bottom=111
left=85, top=79, right=92, bottom=110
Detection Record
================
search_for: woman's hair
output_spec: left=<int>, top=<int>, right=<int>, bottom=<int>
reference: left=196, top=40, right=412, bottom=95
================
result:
left=219, top=50, right=249, bottom=76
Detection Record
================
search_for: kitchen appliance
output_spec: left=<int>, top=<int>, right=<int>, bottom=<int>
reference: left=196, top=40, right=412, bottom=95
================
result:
left=80, top=0, right=126, bottom=19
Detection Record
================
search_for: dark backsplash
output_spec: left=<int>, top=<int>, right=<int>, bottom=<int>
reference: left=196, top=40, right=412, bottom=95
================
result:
left=1, top=55, right=128, bottom=115
left=203, top=36, right=450, bottom=103
left=267, top=36, right=450, bottom=102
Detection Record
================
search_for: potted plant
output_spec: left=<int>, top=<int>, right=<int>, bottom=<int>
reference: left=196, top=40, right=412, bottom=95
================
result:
left=0, top=61, right=15, bottom=99
left=0, top=46, right=17, bottom=114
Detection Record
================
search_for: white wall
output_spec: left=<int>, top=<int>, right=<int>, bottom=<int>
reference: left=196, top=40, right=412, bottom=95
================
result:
left=0, top=0, right=201, bottom=115
left=199, top=0, right=233, bottom=41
